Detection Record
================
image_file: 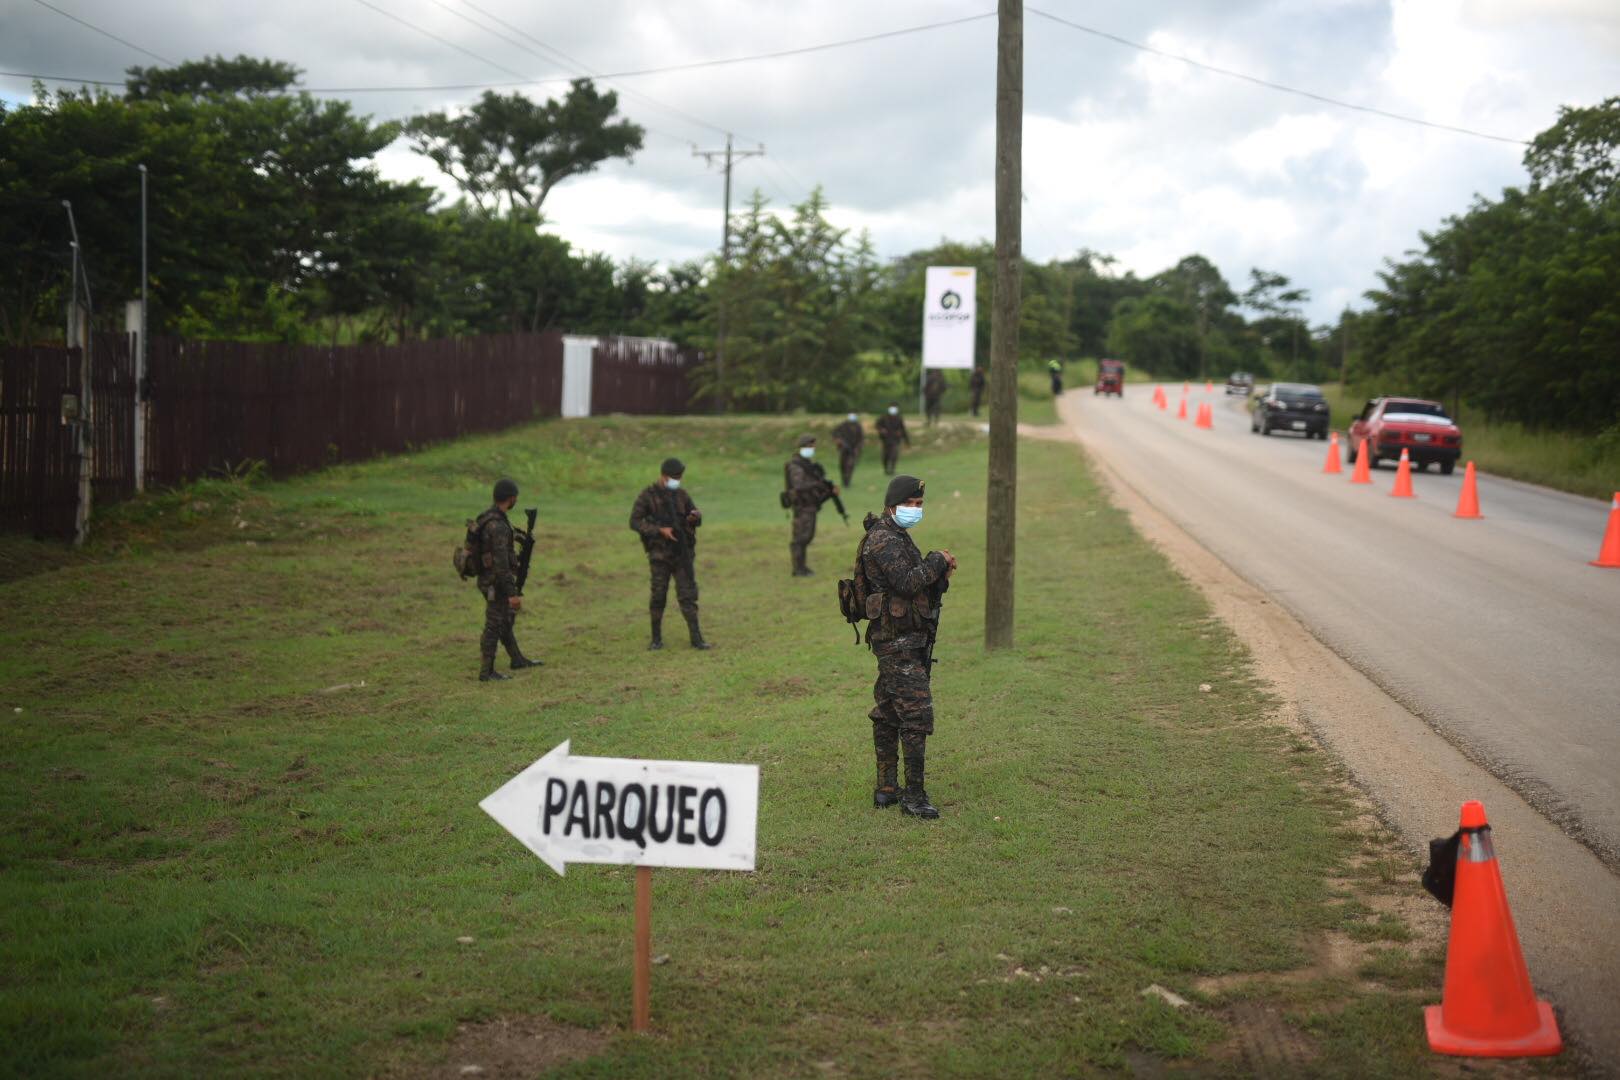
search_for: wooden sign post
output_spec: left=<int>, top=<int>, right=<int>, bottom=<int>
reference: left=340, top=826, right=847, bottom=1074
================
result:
left=481, top=740, right=759, bottom=1033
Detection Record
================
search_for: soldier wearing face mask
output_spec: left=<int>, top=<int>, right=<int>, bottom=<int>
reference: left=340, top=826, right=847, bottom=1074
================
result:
left=831, top=411, right=864, bottom=488
left=784, top=435, right=837, bottom=577
left=875, top=402, right=910, bottom=475
left=856, top=474, right=956, bottom=818
left=629, top=457, right=710, bottom=650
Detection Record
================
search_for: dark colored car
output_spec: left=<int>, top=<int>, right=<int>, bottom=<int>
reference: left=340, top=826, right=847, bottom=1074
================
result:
left=1347, top=397, right=1462, bottom=473
left=1095, top=359, right=1125, bottom=397
left=1226, top=371, right=1254, bottom=396
left=1250, top=382, right=1330, bottom=439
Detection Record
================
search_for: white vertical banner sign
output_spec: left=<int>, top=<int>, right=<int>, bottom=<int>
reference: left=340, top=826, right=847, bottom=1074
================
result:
left=921, top=266, right=977, bottom=369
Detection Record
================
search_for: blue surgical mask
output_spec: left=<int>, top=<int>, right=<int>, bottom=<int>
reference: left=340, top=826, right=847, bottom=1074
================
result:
left=799, top=447, right=815, bottom=459
left=847, top=413, right=858, bottom=422
left=894, top=506, right=924, bottom=529
left=888, top=406, right=899, bottom=415
left=665, top=478, right=681, bottom=491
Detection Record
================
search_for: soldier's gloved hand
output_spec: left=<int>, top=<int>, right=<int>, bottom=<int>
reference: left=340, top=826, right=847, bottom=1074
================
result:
left=687, top=511, right=701, bottom=525
left=659, top=527, right=677, bottom=540
left=508, top=596, right=523, bottom=611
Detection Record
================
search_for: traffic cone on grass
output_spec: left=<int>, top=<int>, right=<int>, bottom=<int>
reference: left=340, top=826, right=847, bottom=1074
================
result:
left=1177, top=396, right=1187, bottom=420
left=1195, top=402, right=1213, bottom=429
left=1425, top=801, right=1562, bottom=1057
left=1592, top=493, right=1620, bottom=568
left=1454, top=461, right=1482, bottom=519
left=1391, top=448, right=1416, bottom=497
left=1322, top=432, right=1342, bottom=474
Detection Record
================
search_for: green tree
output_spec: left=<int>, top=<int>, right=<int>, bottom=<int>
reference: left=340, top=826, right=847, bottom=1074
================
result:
left=1106, top=294, right=1201, bottom=376
left=406, top=82, right=644, bottom=220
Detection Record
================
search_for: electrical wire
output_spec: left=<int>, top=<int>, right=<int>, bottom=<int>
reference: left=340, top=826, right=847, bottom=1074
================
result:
left=349, top=0, right=533, bottom=83
left=25, top=0, right=173, bottom=66
left=1026, top=6, right=1530, bottom=146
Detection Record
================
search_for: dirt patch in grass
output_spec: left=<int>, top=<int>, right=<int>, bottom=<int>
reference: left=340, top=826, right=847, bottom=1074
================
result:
left=393, top=1015, right=611, bottom=1079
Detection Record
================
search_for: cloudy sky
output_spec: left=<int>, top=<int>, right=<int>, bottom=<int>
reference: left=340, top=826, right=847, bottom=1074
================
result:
left=4, top=0, right=1617, bottom=322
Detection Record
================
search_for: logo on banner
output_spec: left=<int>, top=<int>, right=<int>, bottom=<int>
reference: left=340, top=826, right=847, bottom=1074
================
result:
left=940, top=290, right=961, bottom=310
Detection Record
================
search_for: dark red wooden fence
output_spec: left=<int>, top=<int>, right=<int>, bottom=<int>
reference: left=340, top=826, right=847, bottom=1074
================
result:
left=144, top=331, right=566, bottom=486
left=591, top=336, right=694, bottom=415
left=1, top=333, right=134, bottom=540
left=3, top=330, right=693, bottom=542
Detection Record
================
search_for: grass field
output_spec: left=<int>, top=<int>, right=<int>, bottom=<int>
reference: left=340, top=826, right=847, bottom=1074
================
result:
left=0, top=413, right=1516, bottom=1077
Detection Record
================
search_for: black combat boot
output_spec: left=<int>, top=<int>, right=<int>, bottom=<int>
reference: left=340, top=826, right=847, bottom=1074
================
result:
left=479, top=654, right=510, bottom=682
left=791, top=545, right=813, bottom=577
left=648, top=614, right=664, bottom=651
left=684, top=612, right=712, bottom=650
left=900, top=746, right=939, bottom=819
left=873, top=723, right=901, bottom=808
left=508, top=652, right=543, bottom=670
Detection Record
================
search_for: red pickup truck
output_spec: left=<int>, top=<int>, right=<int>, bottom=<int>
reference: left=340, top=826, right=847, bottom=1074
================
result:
left=1347, top=397, right=1462, bottom=474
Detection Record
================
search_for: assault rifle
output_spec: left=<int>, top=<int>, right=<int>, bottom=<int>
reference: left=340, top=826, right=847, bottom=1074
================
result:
left=924, top=572, right=949, bottom=668
left=513, top=508, right=538, bottom=595
left=811, top=462, right=850, bottom=525
left=659, top=489, right=696, bottom=575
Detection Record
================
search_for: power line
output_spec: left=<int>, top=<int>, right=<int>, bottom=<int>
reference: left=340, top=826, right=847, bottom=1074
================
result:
left=349, top=0, right=533, bottom=84
left=450, top=0, right=734, bottom=143
left=25, top=0, right=173, bottom=66
left=1026, top=6, right=1530, bottom=146
left=2, top=11, right=996, bottom=95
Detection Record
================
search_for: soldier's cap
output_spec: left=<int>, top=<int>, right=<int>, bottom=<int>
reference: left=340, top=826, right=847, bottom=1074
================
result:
left=885, top=475, right=925, bottom=507
left=493, top=477, right=519, bottom=502
left=797, top=434, right=817, bottom=447
left=661, top=457, right=685, bottom=477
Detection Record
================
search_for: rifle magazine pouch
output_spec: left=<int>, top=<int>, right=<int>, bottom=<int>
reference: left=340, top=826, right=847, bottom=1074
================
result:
left=865, top=591, right=886, bottom=622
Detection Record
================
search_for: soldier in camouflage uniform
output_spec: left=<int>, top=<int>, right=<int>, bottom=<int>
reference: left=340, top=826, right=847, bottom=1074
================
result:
left=923, top=370, right=946, bottom=426
left=858, top=474, right=956, bottom=818
left=629, top=456, right=711, bottom=651
left=476, top=478, right=542, bottom=682
left=785, top=435, right=837, bottom=577
left=875, top=403, right=910, bottom=475
left=831, top=411, right=864, bottom=488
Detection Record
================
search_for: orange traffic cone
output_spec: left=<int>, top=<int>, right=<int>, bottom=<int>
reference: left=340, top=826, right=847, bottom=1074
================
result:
left=1350, top=439, right=1372, bottom=484
left=1391, top=448, right=1416, bottom=498
left=1177, top=396, right=1187, bottom=420
left=1425, top=801, right=1562, bottom=1057
left=1323, top=432, right=1342, bottom=474
left=1454, top=461, right=1482, bottom=519
left=1592, top=493, right=1620, bottom=568
left=1195, top=402, right=1213, bottom=429
left=1154, top=385, right=1167, bottom=410
left=1204, top=380, right=1213, bottom=393
left=1183, top=381, right=1190, bottom=396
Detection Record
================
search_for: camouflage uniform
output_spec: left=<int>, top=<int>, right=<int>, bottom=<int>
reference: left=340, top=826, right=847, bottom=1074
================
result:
left=831, top=418, right=864, bottom=487
left=859, top=509, right=949, bottom=815
left=969, top=368, right=986, bottom=416
left=786, top=452, right=834, bottom=576
left=629, top=483, right=707, bottom=648
left=475, top=505, right=534, bottom=676
left=875, top=413, right=910, bottom=475
left=924, top=371, right=945, bottom=425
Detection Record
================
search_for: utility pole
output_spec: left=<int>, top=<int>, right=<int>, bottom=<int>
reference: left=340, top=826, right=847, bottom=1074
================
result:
left=985, top=0, right=1022, bottom=650
left=693, top=134, right=764, bottom=412
left=63, top=200, right=94, bottom=547
left=137, top=163, right=148, bottom=493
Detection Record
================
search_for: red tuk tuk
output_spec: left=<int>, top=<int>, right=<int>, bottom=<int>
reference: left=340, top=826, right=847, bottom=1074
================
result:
left=1095, top=359, right=1125, bottom=397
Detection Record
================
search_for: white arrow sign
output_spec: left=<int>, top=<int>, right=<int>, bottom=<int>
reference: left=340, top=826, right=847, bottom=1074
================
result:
left=480, top=740, right=759, bottom=875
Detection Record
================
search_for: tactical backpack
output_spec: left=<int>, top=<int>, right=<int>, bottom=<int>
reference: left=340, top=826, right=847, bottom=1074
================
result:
left=453, top=510, right=496, bottom=580
left=836, top=532, right=875, bottom=644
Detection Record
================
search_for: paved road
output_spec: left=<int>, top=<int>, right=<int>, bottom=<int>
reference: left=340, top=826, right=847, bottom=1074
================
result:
left=1061, top=387, right=1620, bottom=863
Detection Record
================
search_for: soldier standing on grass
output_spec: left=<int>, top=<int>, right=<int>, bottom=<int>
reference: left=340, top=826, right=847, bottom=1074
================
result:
left=629, top=457, right=711, bottom=651
left=858, top=475, right=955, bottom=818
left=477, top=478, right=542, bottom=682
left=785, top=435, right=837, bottom=577
left=832, top=411, right=864, bottom=488
left=969, top=367, right=986, bottom=417
left=924, top=370, right=946, bottom=425
left=876, top=403, right=910, bottom=476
